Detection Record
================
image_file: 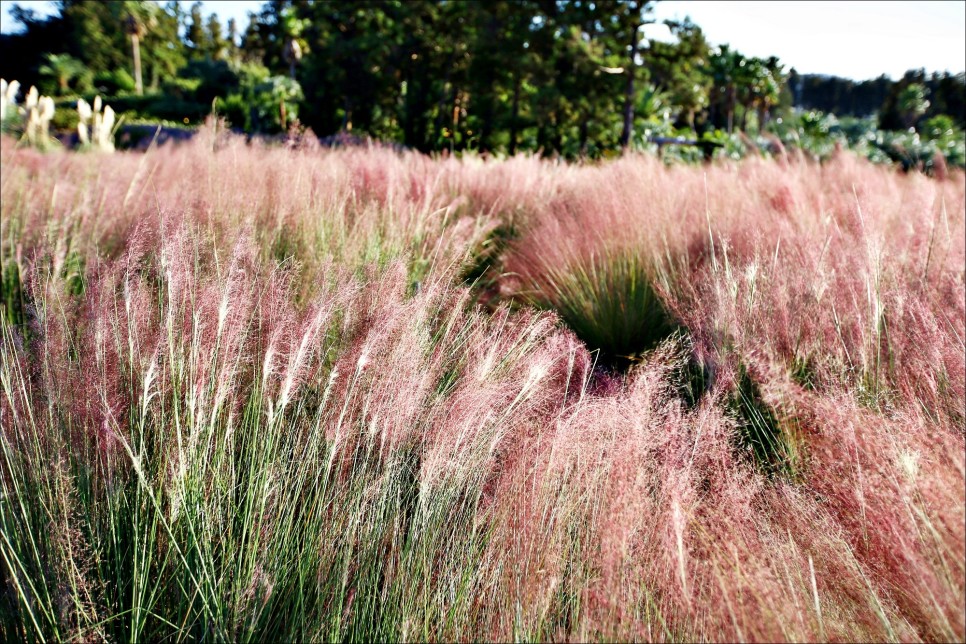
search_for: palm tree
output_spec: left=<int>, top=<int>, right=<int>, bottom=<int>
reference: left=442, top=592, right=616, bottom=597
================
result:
left=756, top=56, right=784, bottom=132
left=279, top=7, right=309, bottom=81
left=737, top=57, right=779, bottom=132
left=38, top=53, right=86, bottom=96
left=617, top=2, right=673, bottom=148
left=898, top=83, right=930, bottom=130
left=120, top=1, right=159, bottom=96
left=710, top=45, right=743, bottom=134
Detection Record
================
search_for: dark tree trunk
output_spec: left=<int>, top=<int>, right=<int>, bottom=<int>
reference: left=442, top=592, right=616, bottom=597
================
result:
left=403, top=67, right=429, bottom=151
left=726, top=85, right=736, bottom=134
left=479, top=101, right=492, bottom=152
left=131, top=33, right=143, bottom=96
left=551, top=111, right=562, bottom=153
left=509, top=73, right=521, bottom=155
left=343, top=95, right=353, bottom=131
left=620, top=23, right=640, bottom=148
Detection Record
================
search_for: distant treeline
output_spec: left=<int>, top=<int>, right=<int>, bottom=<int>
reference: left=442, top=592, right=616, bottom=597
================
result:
left=791, top=69, right=965, bottom=127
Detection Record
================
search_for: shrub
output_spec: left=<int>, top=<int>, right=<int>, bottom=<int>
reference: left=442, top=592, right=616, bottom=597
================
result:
left=178, top=58, right=241, bottom=106
left=1, top=78, right=22, bottom=134
left=19, top=85, right=58, bottom=150
left=76, top=96, right=116, bottom=152
left=93, top=68, right=136, bottom=94
left=250, top=76, right=303, bottom=133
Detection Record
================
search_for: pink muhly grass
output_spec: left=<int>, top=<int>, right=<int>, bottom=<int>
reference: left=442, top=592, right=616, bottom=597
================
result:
left=1, top=134, right=963, bottom=642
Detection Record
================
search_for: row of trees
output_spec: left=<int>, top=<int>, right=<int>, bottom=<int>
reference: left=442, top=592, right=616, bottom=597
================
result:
left=238, top=0, right=792, bottom=153
left=1, top=0, right=962, bottom=157
left=3, top=0, right=254, bottom=96
left=792, top=68, right=965, bottom=130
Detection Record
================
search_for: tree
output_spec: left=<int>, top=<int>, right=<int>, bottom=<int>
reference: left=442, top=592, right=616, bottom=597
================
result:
left=38, top=52, right=86, bottom=95
left=611, top=1, right=660, bottom=148
left=187, top=2, right=208, bottom=54
left=644, top=16, right=712, bottom=132
left=756, top=56, right=783, bottom=131
left=1, top=1, right=184, bottom=97
left=226, top=18, right=239, bottom=60
left=0, top=6, right=72, bottom=91
left=926, top=72, right=965, bottom=129
left=298, top=1, right=417, bottom=137
left=898, top=82, right=930, bottom=130
left=120, top=1, right=160, bottom=96
left=279, top=6, right=309, bottom=80
left=207, top=13, right=228, bottom=60
left=709, top=44, right=743, bottom=133
left=735, top=56, right=781, bottom=132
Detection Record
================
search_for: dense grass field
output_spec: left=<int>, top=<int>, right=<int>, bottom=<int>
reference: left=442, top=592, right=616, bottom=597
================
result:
left=1, top=130, right=964, bottom=642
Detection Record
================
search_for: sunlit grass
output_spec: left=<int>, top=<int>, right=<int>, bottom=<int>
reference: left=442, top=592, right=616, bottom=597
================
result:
left=1, top=135, right=963, bottom=642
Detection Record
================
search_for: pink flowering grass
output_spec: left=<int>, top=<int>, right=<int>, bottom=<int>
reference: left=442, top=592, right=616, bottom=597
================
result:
left=0, top=132, right=963, bottom=642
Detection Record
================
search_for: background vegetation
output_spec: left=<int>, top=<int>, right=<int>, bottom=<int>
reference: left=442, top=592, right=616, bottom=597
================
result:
left=0, top=0, right=963, bottom=164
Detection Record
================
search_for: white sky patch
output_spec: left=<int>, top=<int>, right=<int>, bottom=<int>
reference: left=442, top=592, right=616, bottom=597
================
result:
left=1, top=0, right=265, bottom=43
left=652, top=0, right=966, bottom=80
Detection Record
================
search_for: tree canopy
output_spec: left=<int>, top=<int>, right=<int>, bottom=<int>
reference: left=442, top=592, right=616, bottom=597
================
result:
left=0, top=0, right=962, bottom=156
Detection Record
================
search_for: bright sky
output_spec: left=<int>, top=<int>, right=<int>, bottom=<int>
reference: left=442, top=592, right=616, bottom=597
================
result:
left=2, top=0, right=964, bottom=81
left=0, top=0, right=264, bottom=40
left=652, top=1, right=965, bottom=79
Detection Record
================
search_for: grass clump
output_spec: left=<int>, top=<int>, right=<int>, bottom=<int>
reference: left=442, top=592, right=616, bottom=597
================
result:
left=515, top=248, right=678, bottom=369
left=729, top=362, right=804, bottom=480
left=0, top=259, right=27, bottom=333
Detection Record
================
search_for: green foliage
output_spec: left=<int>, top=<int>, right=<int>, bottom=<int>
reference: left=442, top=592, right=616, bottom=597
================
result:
left=522, top=248, right=678, bottom=368
left=897, top=82, right=930, bottom=129
left=211, top=62, right=297, bottom=132
left=879, top=70, right=965, bottom=132
left=919, top=114, right=966, bottom=168
left=93, top=68, right=136, bottom=94
left=729, top=363, right=803, bottom=480
left=102, top=90, right=207, bottom=125
left=823, top=110, right=966, bottom=171
left=922, top=114, right=958, bottom=141
left=178, top=58, right=240, bottom=104
left=49, top=99, right=80, bottom=132
left=794, top=72, right=893, bottom=119
left=162, top=76, right=202, bottom=99
left=38, top=52, right=89, bottom=96
left=647, top=17, right=713, bottom=129
left=0, top=0, right=961, bottom=160
left=250, top=75, right=303, bottom=133
left=0, top=258, right=27, bottom=334
left=186, top=1, right=208, bottom=54
left=68, top=1, right=184, bottom=91
left=875, top=129, right=965, bottom=172
left=218, top=92, right=249, bottom=131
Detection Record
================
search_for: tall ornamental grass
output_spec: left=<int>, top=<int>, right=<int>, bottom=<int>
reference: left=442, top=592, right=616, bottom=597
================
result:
left=1, top=132, right=963, bottom=642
